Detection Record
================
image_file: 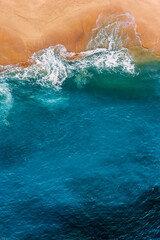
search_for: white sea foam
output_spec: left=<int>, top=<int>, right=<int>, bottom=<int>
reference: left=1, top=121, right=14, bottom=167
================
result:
left=0, top=83, right=13, bottom=125
left=0, top=47, right=135, bottom=90
left=87, top=12, right=142, bottom=51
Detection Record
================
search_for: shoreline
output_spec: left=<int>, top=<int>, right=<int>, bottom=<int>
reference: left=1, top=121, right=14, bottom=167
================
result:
left=0, top=0, right=160, bottom=66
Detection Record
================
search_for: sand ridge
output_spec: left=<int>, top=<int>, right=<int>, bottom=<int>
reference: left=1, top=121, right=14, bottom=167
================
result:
left=0, top=0, right=160, bottom=65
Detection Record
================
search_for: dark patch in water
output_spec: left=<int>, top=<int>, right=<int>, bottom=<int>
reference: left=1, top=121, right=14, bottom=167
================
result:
left=5, top=187, right=158, bottom=240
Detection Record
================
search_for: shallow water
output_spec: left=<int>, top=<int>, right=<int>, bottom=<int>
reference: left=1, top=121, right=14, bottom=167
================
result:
left=0, top=47, right=160, bottom=239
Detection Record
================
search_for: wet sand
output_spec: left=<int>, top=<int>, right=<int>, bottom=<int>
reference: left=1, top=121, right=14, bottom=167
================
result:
left=0, top=0, right=160, bottom=65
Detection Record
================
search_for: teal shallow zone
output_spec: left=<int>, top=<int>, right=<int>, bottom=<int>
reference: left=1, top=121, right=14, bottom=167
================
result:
left=0, top=50, right=160, bottom=239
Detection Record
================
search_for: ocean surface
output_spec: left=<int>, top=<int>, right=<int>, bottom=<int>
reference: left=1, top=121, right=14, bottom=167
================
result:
left=0, top=44, right=160, bottom=240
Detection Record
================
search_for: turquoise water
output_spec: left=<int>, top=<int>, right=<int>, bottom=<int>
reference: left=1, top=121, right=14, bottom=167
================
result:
left=0, top=47, right=160, bottom=239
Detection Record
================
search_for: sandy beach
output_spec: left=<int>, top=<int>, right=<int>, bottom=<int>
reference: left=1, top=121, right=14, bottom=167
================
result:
left=0, top=0, right=160, bottom=65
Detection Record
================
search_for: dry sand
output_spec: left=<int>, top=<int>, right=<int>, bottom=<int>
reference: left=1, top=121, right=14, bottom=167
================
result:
left=0, top=0, right=160, bottom=65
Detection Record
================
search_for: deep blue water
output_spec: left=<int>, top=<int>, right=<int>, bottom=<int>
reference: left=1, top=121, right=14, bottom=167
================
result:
left=0, top=52, right=160, bottom=239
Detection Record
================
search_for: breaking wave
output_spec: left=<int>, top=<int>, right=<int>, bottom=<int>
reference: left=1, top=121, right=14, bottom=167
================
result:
left=0, top=46, right=135, bottom=90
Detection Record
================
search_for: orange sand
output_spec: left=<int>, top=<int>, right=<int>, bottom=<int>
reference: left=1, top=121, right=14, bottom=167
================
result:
left=0, top=0, right=160, bottom=65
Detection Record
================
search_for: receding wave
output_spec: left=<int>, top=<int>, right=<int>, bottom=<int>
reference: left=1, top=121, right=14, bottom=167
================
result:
left=87, top=12, right=141, bottom=51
